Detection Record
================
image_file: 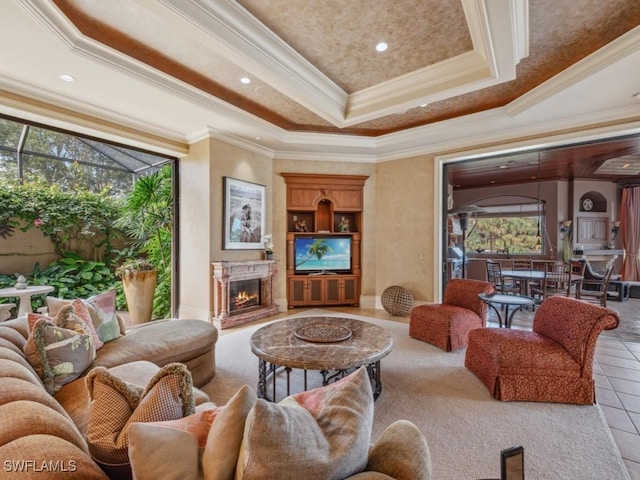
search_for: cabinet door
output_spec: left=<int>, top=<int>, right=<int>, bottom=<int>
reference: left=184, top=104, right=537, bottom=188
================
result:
left=305, top=277, right=324, bottom=305
left=288, top=278, right=308, bottom=306
left=324, top=277, right=342, bottom=304
left=577, top=217, right=608, bottom=243
left=341, top=277, right=359, bottom=304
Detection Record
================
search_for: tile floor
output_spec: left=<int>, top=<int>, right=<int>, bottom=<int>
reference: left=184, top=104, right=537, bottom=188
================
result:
left=282, top=296, right=640, bottom=479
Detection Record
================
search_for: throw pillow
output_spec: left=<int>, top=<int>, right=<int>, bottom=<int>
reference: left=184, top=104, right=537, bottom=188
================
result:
left=128, top=385, right=257, bottom=480
left=235, top=367, right=374, bottom=480
left=71, top=298, right=104, bottom=349
left=85, top=362, right=196, bottom=477
left=46, top=289, right=125, bottom=342
left=129, top=408, right=218, bottom=480
left=23, top=305, right=96, bottom=395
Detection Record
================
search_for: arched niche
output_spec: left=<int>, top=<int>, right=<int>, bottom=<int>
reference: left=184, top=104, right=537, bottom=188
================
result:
left=579, top=191, right=607, bottom=212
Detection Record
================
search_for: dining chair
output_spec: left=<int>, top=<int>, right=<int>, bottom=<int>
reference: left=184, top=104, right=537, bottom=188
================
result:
left=569, top=260, right=586, bottom=297
left=531, top=262, right=572, bottom=304
left=576, top=261, right=615, bottom=307
left=486, top=260, right=520, bottom=295
left=511, top=259, right=533, bottom=295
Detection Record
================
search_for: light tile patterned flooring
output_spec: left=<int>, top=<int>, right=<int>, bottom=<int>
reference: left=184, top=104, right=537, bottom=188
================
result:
left=291, top=297, right=640, bottom=479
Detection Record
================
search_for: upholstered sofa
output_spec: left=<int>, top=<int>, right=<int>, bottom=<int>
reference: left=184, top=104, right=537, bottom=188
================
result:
left=0, top=313, right=217, bottom=479
left=0, top=313, right=432, bottom=480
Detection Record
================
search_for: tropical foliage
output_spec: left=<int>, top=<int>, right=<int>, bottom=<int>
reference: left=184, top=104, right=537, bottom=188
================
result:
left=115, top=166, right=173, bottom=317
left=0, top=179, right=120, bottom=260
left=466, top=217, right=543, bottom=254
left=0, top=253, right=118, bottom=312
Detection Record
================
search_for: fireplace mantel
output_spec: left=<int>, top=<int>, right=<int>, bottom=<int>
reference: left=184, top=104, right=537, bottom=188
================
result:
left=211, top=260, right=279, bottom=329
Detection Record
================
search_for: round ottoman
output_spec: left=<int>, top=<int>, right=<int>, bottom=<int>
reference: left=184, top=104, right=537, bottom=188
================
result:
left=381, top=285, right=414, bottom=316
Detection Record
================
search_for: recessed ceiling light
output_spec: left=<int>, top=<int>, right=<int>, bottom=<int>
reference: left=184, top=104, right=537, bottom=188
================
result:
left=375, top=42, right=388, bottom=52
left=499, top=165, right=507, bottom=169
left=240, top=77, right=251, bottom=84
left=623, top=163, right=631, bottom=168
left=419, top=103, right=428, bottom=108
left=633, top=92, right=640, bottom=100
left=59, top=74, right=75, bottom=82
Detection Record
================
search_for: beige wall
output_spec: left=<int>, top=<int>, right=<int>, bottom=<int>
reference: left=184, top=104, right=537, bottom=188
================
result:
left=375, top=155, right=435, bottom=302
left=0, top=225, right=56, bottom=275
left=178, top=137, right=273, bottom=320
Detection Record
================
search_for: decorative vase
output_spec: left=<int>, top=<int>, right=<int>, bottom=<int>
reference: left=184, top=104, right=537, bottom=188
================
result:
left=122, top=269, right=157, bottom=324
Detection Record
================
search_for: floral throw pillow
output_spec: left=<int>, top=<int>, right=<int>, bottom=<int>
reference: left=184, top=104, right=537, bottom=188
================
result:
left=46, top=289, right=124, bottom=343
left=24, top=305, right=96, bottom=395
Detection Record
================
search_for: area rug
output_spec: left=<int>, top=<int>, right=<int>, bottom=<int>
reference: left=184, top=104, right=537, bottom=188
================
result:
left=201, top=309, right=630, bottom=480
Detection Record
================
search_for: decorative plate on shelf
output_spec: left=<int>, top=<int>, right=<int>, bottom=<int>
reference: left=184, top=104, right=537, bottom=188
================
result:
left=294, top=323, right=352, bottom=343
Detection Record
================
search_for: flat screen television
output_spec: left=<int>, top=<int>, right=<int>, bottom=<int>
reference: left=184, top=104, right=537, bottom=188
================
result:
left=294, top=234, right=352, bottom=275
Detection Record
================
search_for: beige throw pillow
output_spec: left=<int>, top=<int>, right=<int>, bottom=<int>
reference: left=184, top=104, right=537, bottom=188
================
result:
left=235, top=367, right=374, bottom=480
left=128, top=385, right=256, bottom=480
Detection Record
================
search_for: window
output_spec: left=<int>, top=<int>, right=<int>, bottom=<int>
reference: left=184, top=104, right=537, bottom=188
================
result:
left=465, top=202, right=545, bottom=255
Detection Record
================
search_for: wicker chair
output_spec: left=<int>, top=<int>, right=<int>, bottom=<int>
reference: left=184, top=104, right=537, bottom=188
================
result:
left=465, top=296, right=619, bottom=404
left=409, top=278, right=495, bottom=351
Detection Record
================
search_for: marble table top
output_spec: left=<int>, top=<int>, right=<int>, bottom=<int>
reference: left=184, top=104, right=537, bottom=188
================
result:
left=250, top=316, right=393, bottom=371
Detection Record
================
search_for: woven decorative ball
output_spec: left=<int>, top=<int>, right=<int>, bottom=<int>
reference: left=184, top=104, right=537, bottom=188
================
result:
left=381, top=285, right=414, bottom=316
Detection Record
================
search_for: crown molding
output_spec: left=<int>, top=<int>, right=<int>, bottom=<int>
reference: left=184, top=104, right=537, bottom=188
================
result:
left=507, top=25, right=640, bottom=117
left=157, top=0, right=347, bottom=126
left=0, top=81, right=188, bottom=156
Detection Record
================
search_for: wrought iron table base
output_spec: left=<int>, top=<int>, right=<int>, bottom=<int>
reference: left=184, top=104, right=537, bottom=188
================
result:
left=257, top=358, right=383, bottom=402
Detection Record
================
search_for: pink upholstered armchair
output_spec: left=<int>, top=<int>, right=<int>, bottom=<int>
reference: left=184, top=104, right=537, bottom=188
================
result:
left=409, top=278, right=495, bottom=351
left=465, top=296, right=619, bottom=404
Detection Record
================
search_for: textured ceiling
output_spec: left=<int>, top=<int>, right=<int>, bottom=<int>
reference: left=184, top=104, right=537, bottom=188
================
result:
left=52, top=0, right=640, bottom=136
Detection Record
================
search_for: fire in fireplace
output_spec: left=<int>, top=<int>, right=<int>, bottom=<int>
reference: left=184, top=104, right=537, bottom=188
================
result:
left=230, top=279, right=261, bottom=313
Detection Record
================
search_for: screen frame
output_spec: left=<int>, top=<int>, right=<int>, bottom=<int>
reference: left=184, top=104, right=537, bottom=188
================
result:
left=293, top=234, right=353, bottom=275
left=501, top=445, right=524, bottom=480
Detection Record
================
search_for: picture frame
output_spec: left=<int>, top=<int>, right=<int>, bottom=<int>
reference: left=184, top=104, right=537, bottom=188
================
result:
left=223, top=176, right=266, bottom=250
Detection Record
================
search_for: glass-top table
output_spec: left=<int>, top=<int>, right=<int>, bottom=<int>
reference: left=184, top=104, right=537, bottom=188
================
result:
left=478, top=293, right=535, bottom=328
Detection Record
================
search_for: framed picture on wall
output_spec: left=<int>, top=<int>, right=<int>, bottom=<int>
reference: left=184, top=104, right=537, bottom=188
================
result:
left=223, top=177, right=266, bottom=250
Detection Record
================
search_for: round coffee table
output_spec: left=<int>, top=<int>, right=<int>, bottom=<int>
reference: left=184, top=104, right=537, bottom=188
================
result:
left=250, top=316, right=393, bottom=401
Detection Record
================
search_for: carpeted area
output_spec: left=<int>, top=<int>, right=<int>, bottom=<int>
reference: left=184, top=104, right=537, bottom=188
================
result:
left=201, top=309, right=630, bottom=480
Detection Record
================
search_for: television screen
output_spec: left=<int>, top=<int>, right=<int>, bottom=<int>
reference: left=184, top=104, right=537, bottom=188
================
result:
left=294, top=235, right=352, bottom=274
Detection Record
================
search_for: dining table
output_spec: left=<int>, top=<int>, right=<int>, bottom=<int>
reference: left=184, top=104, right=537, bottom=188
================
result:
left=501, top=269, right=583, bottom=298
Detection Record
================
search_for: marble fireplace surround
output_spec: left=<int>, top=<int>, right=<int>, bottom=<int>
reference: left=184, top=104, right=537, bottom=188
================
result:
left=211, top=260, right=279, bottom=329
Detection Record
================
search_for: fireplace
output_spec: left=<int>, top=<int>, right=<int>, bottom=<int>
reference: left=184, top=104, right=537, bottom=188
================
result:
left=211, top=260, right=279, bottom=329
left=230, top=279, right=261, bottom=313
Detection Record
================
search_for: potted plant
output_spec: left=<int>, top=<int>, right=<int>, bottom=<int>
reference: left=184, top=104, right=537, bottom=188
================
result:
left=115, top=258, right=157, bottom=324
left=263, top=234, right=274, bottom=260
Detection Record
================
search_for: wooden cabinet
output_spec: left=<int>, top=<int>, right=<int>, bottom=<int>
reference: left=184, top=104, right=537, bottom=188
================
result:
left=577, top=217, right=608, bottom=244
left=288, top=275, right=359, bottom=307
left=282, top=173, right=367, bottom=308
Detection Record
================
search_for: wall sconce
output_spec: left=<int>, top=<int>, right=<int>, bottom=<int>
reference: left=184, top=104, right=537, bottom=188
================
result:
left=559, top=220, right=572, bottom=240
left=611, top=221, right=621, bottom=241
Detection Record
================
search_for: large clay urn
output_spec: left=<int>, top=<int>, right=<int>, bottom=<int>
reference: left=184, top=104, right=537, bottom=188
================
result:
left=122, top=269, right=157, bottom=324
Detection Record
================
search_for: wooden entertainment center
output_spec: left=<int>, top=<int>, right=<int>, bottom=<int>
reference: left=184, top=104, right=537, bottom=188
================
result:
left=282, top=173, right=368, bottom=308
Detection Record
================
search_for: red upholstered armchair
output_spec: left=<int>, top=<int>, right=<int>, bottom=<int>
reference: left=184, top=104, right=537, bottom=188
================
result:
left=465, top=296, right=619, bottom=404
left=409, top=278, right=495, bottom=351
